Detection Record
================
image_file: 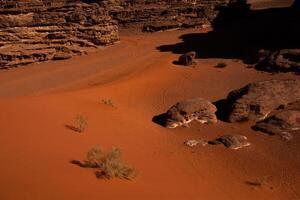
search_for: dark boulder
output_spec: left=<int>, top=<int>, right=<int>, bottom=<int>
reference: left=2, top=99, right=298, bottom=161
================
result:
left=225, top=79, right=300, bottom=122
left=178, top=51, right=197, bottom=66
left=253, top=100, right=300, bottom=140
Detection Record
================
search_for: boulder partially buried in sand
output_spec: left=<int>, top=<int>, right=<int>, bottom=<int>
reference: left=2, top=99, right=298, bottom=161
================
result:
left=253, top=100, right=300, bottom=140
left=184, top=135, right=250, bottom=150
left=178, top=51, right=197, bottom=66
left=165, top=98, right=217, bottom=128
left=225, top=79, right=300, bottom=122
left=209, top=135, right=251, bottom=150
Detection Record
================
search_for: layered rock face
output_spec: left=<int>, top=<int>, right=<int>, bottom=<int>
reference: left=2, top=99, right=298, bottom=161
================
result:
left=225, top=79, right=300, bottom=122
left=101, top=0, right=230, bottom=32
left=0, top=0, right=119, bottom=68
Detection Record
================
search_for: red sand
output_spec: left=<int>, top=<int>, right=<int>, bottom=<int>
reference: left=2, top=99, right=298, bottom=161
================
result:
left=0, top=29, right=299, bottom=200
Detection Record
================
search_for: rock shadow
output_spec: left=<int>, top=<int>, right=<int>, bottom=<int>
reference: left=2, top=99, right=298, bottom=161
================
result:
left=213, top=99, right=230, bottom=122
left=152, top=113, right=167, bottom=127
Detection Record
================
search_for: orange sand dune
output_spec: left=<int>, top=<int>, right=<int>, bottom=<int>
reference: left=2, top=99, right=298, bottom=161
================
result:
left=0, top=29, right=299, bottom=200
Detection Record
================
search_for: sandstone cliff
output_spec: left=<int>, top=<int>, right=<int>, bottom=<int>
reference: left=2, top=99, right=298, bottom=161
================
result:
left=101, top=0, right=231, bottom=31
left=0, top=0, right=119, bottom=68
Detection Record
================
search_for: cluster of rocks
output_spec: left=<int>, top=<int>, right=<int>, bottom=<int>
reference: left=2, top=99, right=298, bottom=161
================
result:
left=160, top=79, right=300, bottom=149
left=0, top=0, right=119, bottom=68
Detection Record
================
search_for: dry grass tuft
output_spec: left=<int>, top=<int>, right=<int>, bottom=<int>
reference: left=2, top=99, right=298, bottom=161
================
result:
left=101, top=99, right=115, bottom=107
left=73, top=114, right=88, bottom=133
left=73, top=146, right=137, bottom=180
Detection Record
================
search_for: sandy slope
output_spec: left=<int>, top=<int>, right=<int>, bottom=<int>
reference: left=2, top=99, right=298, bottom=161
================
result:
left=0, top=29, right=299, bottom=200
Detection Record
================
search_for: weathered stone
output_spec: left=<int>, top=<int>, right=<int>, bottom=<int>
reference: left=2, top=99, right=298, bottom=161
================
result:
left=184, top=135, right=250, bottom=150
left=253, top=100, right=300, bottom=140
left=165, top=98, right=217, bottom=128
left=226, top=79, right=300, bottom=122
left=178, top=51, right=197, bottom=66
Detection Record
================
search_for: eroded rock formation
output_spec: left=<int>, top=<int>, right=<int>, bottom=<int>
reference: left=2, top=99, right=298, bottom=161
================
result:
left=225, top=79, right=300, bottom=122
left=165, top=98, right=217, bottom=128
left=0, top=0, right=119, bottom=68
left=101, top=0, right=231, bottom=31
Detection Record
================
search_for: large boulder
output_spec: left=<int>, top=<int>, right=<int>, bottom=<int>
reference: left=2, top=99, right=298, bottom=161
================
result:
left=178, top=51, right=197, bottom=66
left=225, top=79, right=300, bottom=122
left=165, top=98, right=217, bottom=128
left=253, top=100, right=300, bottom=140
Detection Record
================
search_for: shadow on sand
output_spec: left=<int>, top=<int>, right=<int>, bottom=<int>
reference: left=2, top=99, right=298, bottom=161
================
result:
left=157, top=1, right=300, bottom=66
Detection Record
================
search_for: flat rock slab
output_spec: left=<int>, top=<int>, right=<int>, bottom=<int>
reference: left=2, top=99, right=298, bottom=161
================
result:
left=184, top=135, right=250, bottom=150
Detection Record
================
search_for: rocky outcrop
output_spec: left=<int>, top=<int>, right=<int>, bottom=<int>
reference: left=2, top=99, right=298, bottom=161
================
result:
left=253, top=100, right=300, bottom=140
left=0, top=0, right=119, bottom=68
left=101, top=0, right=231, bottom=32
left=256, top=49, right=300, bottom=73
left=165, top=98, right=217, bottom=128
left=225, top=79, right=300, bottom=122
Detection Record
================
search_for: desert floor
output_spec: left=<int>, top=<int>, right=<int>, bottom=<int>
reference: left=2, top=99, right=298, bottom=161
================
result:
left=0, top=28, right=299, bottom=200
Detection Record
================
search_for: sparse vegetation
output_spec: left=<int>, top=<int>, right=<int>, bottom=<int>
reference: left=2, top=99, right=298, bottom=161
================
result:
left=215, top=62, right=227, bottom=68
left=73, top=146, right=137, bottom=180
left=73, top=114, right=88, bottom=133
left=101, top=99, right=115, bottom=107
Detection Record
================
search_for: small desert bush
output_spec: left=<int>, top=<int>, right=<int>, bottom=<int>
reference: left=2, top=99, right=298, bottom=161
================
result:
left=77, top=146, right=137, bottom=180
left=74, top=114, right=88, bottom=133
left=215, top=62, right=227, bottom=68
left=101, top=99, right=115, bottom=107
